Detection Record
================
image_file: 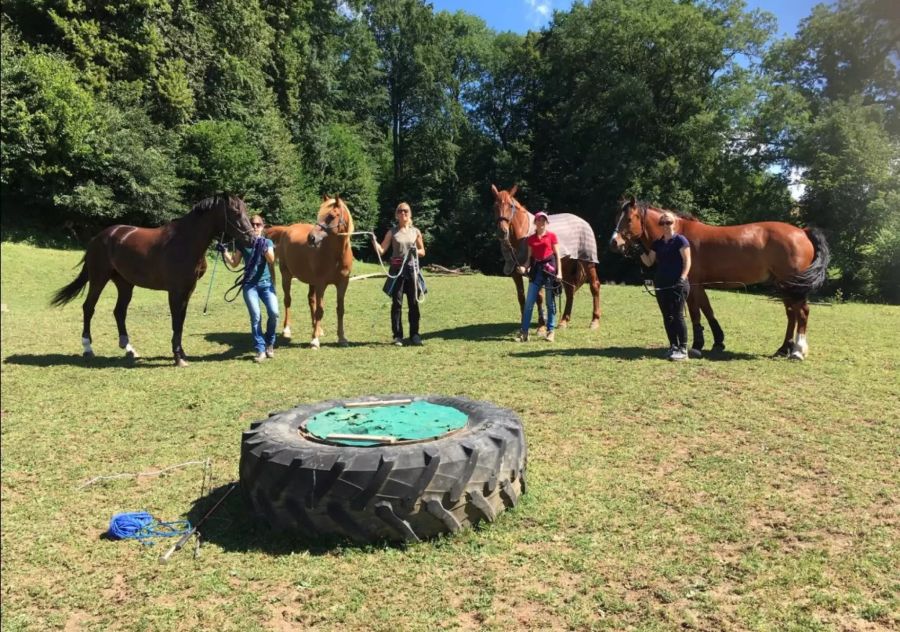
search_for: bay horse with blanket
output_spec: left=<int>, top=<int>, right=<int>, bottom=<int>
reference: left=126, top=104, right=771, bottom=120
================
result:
left=609, top=197, right=830, bottom=360
left=266, top=196, right=354, bottom=349
left=492, top=184, right=601, bottom=329
left=51, top=194, right=255, bottom=366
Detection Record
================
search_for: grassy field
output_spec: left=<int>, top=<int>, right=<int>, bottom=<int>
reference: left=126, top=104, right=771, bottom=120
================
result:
left=1, top=241, right=898, bottom=631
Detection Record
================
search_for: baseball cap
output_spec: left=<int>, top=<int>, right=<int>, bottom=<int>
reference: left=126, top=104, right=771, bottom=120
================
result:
left=534, top=211, right=549, bottom=223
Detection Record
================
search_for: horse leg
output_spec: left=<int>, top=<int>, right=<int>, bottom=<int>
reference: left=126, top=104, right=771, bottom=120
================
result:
left=336, top=279, right=349, bottom=347
left=588, top=263, right=601, bottom=329
left=168, top=290, right=191, bottom=367
left=790, top=300, right=810, bottom=360
left=696, top=288, right=725, bottom=351
left=685, top=290, right=704, bottom=358
left=536, top=288, right=547, bottom=334
left=558, top=281, right=573, bottom=328
left=774, top=299, right=797, bottom=358
left=307, top=285, right=319, bottom=348
left=311, top=287, right=325, bottom=349
left=112, top=276, right=139, bottom=359
left=81, top=273, right=110, bottom=358
left=513, top=274, right=526, bottom=320
left=281, top=266, right=293, bottom=340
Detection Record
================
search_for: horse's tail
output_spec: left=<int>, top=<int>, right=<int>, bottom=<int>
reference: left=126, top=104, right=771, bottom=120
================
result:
left=51, top=255, right=89, bottom=307
left=776, top=227, right=831, bottom=299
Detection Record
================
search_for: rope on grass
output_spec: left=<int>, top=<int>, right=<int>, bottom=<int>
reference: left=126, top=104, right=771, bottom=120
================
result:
left=108, top=511, right=192, bottom=545
left=78, top=460, right=207, bottom=489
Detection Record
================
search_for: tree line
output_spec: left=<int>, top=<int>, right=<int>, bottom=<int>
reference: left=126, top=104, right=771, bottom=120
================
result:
left=1, top=0, right=897, bottom=301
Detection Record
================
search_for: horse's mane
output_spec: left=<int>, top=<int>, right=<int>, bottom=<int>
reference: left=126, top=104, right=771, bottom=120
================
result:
left=627, top=199, right=698, bottom=222
left=191, top=194, right=241, bottom=215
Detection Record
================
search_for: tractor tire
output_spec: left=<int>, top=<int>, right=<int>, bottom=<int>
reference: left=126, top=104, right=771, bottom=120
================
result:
left=239, top=395, right=527, bottom=543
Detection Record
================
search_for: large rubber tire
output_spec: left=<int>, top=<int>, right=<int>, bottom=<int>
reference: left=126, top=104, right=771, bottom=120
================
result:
left=240, top=395, right=527, bottom=543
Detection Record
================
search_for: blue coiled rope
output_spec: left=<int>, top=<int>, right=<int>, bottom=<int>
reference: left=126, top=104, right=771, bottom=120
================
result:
left=108, top=511, right=192, bottom=546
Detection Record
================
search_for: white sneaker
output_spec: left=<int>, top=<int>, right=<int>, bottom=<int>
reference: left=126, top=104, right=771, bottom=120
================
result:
left=393, top=337, right=404, bottom=347
left=253, top=351, right=267, bottom=363
left=669, top=347, right=688, bottom=361
left=514, top=331, right=528, bottom=342
left=545, top=331, right=555, bottom=342
left=665, top=345, right=677, bottom=359
left=265, top=346, right=274, bottom=358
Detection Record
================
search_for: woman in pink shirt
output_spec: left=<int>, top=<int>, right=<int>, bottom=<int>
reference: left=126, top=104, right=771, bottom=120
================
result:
left=515, top=212, right=563, bottom=342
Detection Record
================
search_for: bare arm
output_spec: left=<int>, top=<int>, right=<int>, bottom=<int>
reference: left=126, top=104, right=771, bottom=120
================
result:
left=223, top=248, right=242, bottom=269
left=265, top=245, right=276, bottom=280
left=415, top=231, right=425, bottom=258
left=680, top=244, right=691, bottom=279
left=553, top=243, right=563, bottom=278
left=373, top=231, right=393, bottom=257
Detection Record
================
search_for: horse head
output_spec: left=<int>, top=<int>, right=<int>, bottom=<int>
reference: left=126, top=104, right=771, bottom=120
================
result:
left=308, top=195, right=351, bottom=248
left=194, top=194, right=255, bottom=247
left=491, top=184, right=528, bottom=243
left=609, top=195, right=646, bottom=254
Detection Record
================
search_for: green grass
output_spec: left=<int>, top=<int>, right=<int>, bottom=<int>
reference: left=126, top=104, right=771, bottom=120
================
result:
left=2, top=241, right=898, bottom=631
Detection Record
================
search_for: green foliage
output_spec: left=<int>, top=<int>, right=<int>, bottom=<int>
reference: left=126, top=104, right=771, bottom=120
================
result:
left=313, top=122, right=380, bottom=230
left=178, top=120, right=260, bottom=200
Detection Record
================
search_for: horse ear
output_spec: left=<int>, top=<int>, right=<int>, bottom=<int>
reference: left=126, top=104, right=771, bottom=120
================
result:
left=629, top=195, right=637, bottom=206
left=510, top=184, right=518, bottom=197
left=335, top=195, right=342, bottom=205
left=322, top=194, right=330, bottom=202
left=490, top=184, right=499, bottom=198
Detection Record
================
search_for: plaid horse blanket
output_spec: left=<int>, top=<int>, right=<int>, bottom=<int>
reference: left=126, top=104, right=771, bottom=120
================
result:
left=511, top=212, right=599, bottom=266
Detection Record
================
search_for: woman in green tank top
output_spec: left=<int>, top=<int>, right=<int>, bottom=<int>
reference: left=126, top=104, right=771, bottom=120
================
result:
left=373, top=202, right=426, bottom=346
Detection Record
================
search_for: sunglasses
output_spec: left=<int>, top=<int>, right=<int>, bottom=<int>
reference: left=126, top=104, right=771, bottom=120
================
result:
left=397, top=209, right=410, bottom=214
left=659, top=220, right=674, bottom=226
left=251, top=222, right=264, bottom=227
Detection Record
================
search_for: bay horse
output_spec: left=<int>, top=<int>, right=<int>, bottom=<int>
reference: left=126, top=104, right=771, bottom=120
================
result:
left=609, top=196, right=831, bottom=360
left=51, top=194, right=255, bottom=366
left=267, top=196, right=354, bottom=349
left=491, top=184, right=602, bottom=329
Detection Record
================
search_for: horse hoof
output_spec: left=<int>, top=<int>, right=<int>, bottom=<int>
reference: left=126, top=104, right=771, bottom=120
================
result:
left=712, top=343, right=726, bottom=352
left=282, top=327, right=292, bottom=339
left=125, top=350, right=140, bottom=360
left=589, top=320, right=600, bottom=330
left=310, top=339, right=320, bottom=349
left=174, top=357, right=189, bottom=367
left=82, top=351, right=95, bottom=359
left=558, top=321, right=569, bottom=329
left=789, top=350, right=805, bottom=361
left=338, top=339, right=349, bottom=348
left=688, top=348, right=702, bottom=359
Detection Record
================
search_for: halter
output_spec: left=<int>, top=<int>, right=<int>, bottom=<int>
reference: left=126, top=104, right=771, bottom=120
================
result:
left=222, top=198, right=254, bottom=243
left=496, top=197, right=520, bottom=230
left=315, top=204, right=349, bottom=235
left=610, top=202, right=648, bottom=247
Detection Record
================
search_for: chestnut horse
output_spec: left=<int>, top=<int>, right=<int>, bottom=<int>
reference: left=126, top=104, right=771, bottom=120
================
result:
left=51, top=194, right=255, bottom=366
left=609, top=197, right=831, bottom=360
left=267, top=196, right=354, bottom=349
left=491, top=184, right=602, bottom=329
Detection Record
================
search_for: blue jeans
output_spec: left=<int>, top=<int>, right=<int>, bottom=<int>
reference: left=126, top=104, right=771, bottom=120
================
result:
left=243, top=282, right=279, bottom=352
left=521, top=269, right=557, bottom=333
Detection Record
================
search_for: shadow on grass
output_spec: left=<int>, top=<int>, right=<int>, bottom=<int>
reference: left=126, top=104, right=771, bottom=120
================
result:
left=187, top=484, right=407, bottom=555
left=3, top=333, right=250, bottom=368
left=426, top=322, right=518, bottom=341
left=204, top=331, right=379, bottom=351
left=509, top=346, right=757, bottom=361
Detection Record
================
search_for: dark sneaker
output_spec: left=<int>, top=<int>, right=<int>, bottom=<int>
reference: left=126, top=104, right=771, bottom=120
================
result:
left=265, top=346, right=274, bottom=358
left=514, top=331, right=528, bottom=342
left=393, top=337, right=404, bottom=347
left=253, top=351, right=267, bottom=363
left=410, top=335, right=423, bottom=346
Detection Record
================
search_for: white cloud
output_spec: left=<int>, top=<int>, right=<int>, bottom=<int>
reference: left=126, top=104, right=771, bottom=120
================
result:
left=525, top=0, right=553, bottom=25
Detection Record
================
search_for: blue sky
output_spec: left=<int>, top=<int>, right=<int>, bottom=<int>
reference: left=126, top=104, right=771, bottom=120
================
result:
left=429, top=0, right=825, bottom=38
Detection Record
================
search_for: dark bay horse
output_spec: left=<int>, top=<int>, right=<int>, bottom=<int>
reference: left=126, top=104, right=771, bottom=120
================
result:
left=491, top=184, right=602, bottom=329
left=51, top=195, right=255, bottom=366
left=267, top=196, right=354, bottom=349
left=609, top=197, right=830, bottom=360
